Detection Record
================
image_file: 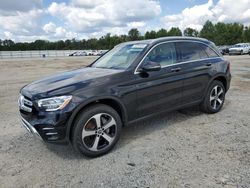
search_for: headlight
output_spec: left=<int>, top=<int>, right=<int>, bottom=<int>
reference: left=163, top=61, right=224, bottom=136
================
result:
left=37, top=96, right=72, bottom=111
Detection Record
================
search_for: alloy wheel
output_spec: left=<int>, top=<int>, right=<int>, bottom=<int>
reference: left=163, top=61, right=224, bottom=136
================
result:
left=210, top=85, right=224, bottom=110
left=81, top=113, right=117, bottom=151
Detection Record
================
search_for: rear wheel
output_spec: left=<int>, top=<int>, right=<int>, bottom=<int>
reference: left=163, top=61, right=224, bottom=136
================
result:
left=200, top=80, right=225, bottom=114
left=72, top=104, right=122, bottom=157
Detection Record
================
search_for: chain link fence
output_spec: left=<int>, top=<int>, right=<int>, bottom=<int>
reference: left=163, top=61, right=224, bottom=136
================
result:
left=0, top=50, right=96, bottom=59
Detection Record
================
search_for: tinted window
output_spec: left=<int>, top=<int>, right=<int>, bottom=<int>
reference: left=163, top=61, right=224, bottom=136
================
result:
left=175, top=42, right=208, bottom=62
left=143, top=43, right=177, bottom=67
left=203, top=45, right=219, bottom=58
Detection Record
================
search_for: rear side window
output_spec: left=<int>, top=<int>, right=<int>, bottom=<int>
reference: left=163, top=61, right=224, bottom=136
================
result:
left=203, top=45, right=220, bottom=58
left=144, top=42, right=177, bottom=67
left=175, top=42, right=208, bottom=62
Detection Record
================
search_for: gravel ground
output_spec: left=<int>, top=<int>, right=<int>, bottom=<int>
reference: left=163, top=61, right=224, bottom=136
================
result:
left=0, top=55, right=249, bottom=188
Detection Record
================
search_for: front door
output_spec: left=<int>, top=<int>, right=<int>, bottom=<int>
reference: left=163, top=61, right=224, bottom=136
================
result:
left=135, top=42, right=184, bottom=118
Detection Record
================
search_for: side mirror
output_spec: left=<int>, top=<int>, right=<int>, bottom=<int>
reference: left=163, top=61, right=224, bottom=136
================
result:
left=142, top=61, right=161, bottom=72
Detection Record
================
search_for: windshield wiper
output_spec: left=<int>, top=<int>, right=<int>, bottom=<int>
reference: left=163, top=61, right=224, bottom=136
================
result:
left=93, top=65, right=124, bottom=70
left=93, top=66, right=109, bottom=69
left=107, top=66, right=124, bottom=70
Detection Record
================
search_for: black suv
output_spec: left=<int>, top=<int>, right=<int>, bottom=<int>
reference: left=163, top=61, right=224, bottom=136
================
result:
left=19, top=37, right=231, bottom=157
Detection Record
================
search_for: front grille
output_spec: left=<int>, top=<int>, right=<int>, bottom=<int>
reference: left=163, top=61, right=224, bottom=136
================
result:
left=19, top=95, right=33, bottom=113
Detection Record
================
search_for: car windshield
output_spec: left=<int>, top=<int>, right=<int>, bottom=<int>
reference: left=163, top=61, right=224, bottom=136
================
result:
left=91, top=43, right=148, bottom=70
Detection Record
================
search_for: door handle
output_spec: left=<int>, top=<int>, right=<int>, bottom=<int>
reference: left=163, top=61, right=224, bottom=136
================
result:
left=171, top=67, right=181, bottom=72
left=206, top=63, right=212, bottom=66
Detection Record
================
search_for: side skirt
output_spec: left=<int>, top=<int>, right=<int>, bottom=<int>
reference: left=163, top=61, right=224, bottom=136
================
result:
left=125, top=100, right=202, bottom=126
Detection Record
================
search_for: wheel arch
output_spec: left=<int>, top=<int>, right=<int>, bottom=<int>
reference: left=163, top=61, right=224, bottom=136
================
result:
left=203, top=74, right=228, bottom=101
left=66, top=96, right=128, bottom=142
left=213, top=75, right=227, bottom=91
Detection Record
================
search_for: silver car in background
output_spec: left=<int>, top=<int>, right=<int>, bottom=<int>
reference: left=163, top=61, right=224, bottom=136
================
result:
left=229, top=43, right=250, bottom=55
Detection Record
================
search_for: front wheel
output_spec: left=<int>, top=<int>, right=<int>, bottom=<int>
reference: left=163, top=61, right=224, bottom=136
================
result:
left=72, top=104, right=122, bottom=157
left=200, top=80, right=225, bottom=114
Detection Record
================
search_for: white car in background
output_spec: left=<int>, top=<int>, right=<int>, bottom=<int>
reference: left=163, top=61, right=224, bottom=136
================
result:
left=229, top=43, right=250, bottom=55
left=68, top=51, right=87, bottom=56
left=92, top=50, right=100, bottom=56
left=86, top=50, right=104, bottom=56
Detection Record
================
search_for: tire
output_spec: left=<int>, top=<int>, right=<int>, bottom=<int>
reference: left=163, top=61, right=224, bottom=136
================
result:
left=200, top=80, right=225, bottom=114
left=72, top=104, right=122, bottom=157
left=240, top=50, right=243, bottom=55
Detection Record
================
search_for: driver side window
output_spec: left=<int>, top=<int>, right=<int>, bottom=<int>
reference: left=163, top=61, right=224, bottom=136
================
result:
left=143, top=42, right=177, bottom=67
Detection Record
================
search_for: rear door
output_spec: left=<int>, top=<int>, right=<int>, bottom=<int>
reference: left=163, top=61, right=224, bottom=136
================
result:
left=175, top=41, right=220, bottom=105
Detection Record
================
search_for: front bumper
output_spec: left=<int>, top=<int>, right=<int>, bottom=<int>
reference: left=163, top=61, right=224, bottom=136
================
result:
left=19, top=110, right=71, bottom=144
left=21, top=117, right=43, bottom=141
left=18, top=93, right=84, bottom=144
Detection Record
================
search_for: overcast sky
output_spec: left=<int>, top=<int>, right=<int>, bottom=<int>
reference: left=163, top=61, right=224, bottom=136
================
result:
left=0, top=0, right=250, bottom=42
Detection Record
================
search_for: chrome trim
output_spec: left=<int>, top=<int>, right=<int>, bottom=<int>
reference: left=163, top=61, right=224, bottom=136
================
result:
left=23, top=98, right=33, bottom=106
left=21, top=117, right=43, bottom=141
left=42, top=127, right=54, bottom=130
left=45, top=132, right=58, bottom=135
left=18, top=95, right=33, bottom=112
left=20, top=105, right=32, bottom=113
left=21, top=119, right=32, bottom=133
left=134, top=40, right=222, bottom=74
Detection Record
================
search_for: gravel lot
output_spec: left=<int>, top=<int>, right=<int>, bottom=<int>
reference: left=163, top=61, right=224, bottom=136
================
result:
left=0, top=55, right=249, bottom=188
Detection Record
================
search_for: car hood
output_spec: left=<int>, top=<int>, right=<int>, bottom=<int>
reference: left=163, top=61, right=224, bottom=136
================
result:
left=21, top=67, right=123, bottom=99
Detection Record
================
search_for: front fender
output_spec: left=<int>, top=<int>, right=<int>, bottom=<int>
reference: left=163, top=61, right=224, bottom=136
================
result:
left=65, top=95, right=128, bottom=141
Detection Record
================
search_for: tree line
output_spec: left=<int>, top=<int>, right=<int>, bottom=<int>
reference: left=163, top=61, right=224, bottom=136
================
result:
left=0, top=20, right=250, bottom=51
